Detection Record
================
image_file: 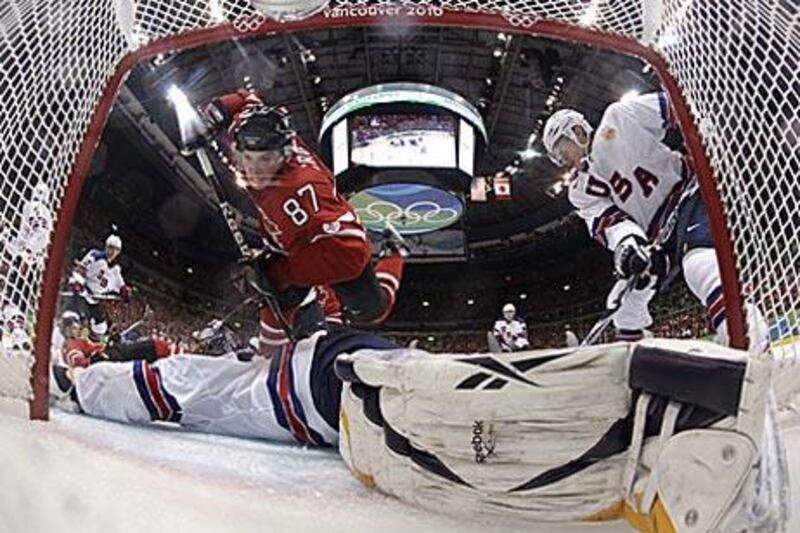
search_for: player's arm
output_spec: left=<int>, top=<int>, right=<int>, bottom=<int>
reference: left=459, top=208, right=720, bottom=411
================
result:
left=598, top=92, right=675, bottom=144
left=568, top=172, right=650, bottom=278
left=107, top=265, right=131, bottom=301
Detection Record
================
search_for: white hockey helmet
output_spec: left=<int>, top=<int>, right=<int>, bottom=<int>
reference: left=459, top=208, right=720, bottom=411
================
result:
left=32, top=182, right=50, bottom=201
left=542, top=109, right=593, bottom=167
left=502, top=303, right=516, bottom=318
left=105, top=234, right=122, bottom=250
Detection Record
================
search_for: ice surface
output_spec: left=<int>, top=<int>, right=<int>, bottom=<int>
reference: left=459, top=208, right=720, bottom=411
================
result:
left=1, top=409, right=798, bottom=533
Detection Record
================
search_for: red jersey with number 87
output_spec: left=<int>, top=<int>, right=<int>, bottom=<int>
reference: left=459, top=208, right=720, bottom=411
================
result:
left=246, top=137, right=367, bottom=257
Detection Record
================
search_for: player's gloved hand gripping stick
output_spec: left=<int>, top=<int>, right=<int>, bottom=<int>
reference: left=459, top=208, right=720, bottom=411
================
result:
left=581, top=179, right=699, bottom=346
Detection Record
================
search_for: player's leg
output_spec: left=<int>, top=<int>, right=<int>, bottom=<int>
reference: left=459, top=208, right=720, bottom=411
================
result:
left=257, top=287, right=326, bottom=357
left=66, top=354, right=306, bottom=441
left=676, top=193, right=768, bottom=352
left=307, top=328, right=399, bottom=432
left=336, top=339, right=788, bottom=530
left=609, top=278, right=656, bottom=341
left=86, top=301, right=108, bottom=342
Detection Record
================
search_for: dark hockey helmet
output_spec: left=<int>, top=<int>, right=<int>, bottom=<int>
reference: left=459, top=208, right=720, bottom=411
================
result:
left=59, top=310, right=81, bottom=336
left=230, top=105, right=294, bottom=152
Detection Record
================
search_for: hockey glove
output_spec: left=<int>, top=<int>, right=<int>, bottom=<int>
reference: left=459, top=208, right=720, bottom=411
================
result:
left=119, top=285, right=131, bottom=302
left=379, top=225, right=409, bottom=258
left=614, top=235, right=651, bottom=279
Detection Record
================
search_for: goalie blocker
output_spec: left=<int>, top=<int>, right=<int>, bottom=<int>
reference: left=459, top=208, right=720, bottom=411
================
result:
left=335, top=340, right=789, bottom=532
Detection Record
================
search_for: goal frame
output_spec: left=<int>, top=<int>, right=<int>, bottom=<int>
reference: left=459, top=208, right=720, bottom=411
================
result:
left=30, top=10, right=747, bottom=420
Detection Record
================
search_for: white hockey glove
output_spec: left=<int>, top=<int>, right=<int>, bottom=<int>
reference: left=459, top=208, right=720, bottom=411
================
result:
left=613, top=234, right=651, bottom=279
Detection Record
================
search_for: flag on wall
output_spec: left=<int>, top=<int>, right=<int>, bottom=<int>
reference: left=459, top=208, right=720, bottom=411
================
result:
left=470, top=176, right=488, bottom=202
left=493, top=175, right=511, bottom=201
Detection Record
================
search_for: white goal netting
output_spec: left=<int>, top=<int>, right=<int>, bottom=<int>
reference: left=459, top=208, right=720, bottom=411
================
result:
left=1, top=0, right=798, bottom=417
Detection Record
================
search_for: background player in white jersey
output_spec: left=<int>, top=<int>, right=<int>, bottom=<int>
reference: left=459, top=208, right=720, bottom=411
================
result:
left=1, top=182, right=53, bottom=266
left=66, top=234, right=130, bottom=342
left=0, top=182, right=54, bottom=349
left=543, top=92, right=767, bottom=350
left=491, top=303, right=529, bottom=352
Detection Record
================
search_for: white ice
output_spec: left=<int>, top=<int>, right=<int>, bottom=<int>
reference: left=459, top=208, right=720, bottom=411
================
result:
left=1, top=407, right=798, bottom=533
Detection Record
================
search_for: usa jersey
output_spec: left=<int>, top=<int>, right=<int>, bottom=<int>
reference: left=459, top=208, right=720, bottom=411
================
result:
left=71, top=328, right=397, bottom=447
left=4, top=199, right=52, bottom=261
left=247, top=137, right=366, bottom=255
left=69, top=250, right=126, bottom=304
left=492, top=317, right=529, bottom=352
left=568, top=92, right=690, bottom=251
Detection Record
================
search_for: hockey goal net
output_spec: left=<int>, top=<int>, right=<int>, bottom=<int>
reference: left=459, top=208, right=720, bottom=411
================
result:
left=0, top=0, right=798, bottom=419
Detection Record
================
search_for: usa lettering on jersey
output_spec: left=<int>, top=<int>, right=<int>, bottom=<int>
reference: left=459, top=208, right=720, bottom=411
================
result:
left=569, top=92, right=690, bottom=251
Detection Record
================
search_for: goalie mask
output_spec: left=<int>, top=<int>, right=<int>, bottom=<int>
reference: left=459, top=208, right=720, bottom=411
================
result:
left=543, top=109, right=593, bottom=167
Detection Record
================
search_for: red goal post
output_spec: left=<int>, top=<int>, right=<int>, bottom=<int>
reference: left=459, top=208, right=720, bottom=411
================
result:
left=1, top=1, right=797, bottom=419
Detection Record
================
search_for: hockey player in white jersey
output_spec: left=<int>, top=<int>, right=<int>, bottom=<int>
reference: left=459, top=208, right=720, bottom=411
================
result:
left=1, top=182, right=53, bottom=265
left=491, top=303, right=530, bottom=352
left=543, top=92, right=767, bottom=350
left=0, top=182, right=54, bottom=348
left=53, top=328, right=397, bottom=447
left=66, top=234, right=130, bottom=342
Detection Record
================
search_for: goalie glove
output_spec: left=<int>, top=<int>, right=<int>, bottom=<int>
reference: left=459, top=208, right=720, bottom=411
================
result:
left=613, top=234, right=651, bottom=279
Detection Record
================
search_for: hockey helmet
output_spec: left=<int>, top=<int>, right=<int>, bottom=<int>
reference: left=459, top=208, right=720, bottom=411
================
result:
left=502, top=303, right=516, bottom=318
left=230, top=105, right=294, bottom=153
left=32, top=182, right=50, bottom=202
left=542, top=109, right=593, bottom=167
left=105, top=234, right=122, bottom=250
left=59, top=310, right=81, bottom=335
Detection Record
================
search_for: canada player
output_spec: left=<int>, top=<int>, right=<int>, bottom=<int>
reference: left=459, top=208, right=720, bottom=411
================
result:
left=491, top=303, right=530, bottom=352
left=543, top=92, right=767, bottom=351
left=65, top=234, right=131, bottom=341
left=201, top=90, right=404, bottom=355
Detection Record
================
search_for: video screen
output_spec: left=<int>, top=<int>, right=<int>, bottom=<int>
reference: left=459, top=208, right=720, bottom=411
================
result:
left=350, top=114, right=457, bottom=168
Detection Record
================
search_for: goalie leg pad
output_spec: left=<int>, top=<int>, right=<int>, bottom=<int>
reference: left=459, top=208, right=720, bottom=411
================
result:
left=337, top=339, right=789, bottom=529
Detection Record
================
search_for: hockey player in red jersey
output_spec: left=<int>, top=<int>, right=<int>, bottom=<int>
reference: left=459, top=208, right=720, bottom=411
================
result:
left=201, top=90, right=404, bottom=355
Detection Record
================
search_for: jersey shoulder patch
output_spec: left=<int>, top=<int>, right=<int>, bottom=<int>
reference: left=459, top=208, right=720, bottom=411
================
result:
left=89, top=249, right=106, bottom=261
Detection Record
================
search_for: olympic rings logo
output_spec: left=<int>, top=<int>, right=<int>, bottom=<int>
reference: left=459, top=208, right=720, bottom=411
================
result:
left=355, top=200, right=460, bottom=227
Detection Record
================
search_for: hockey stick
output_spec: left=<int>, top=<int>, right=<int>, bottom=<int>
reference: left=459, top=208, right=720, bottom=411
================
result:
left=58, top=291, right=121, bottom=301
left=117, top=303, right=154, bottom=339
left=194, top=294, right=262, bottom=342
left=170, top=87, right=295, bottom=342
left=580, top=179, right=699, bottom=346
left=192, top=147, right=296, bottom=342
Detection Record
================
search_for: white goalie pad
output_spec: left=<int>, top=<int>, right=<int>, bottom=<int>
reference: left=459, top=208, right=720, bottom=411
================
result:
left=336, top=339, right=789, bottom=531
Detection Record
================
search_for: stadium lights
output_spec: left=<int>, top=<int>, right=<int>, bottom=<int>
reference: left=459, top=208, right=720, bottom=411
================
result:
left=186, top=267, right=194, bottom=274
left=493, top=48, right=504, bottom=58
left=422, top=301, right=430, bottom=307
left=579, top=0, right=600, bottom=26
left=497, top=32, right=508, bottom=42
left=563, top=284, right=571, bottom=291
left=467, top=299, right=475, bottom=305
left=167, top=85, right=205, bottom=148
left=519, top=147, right=542, bottom=161
left=620, top=90, right=641, bottom=103
left=301, top=49, right=316, bottom=63
left=208, top=0, right=226, bottom=22
left=426, top=336, right=435, bottom=342
left=657, top=26, right=680, bottom=48
left=312, top=75, right=322, bottom=85
left=519, top=293, right=528, bottom=300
